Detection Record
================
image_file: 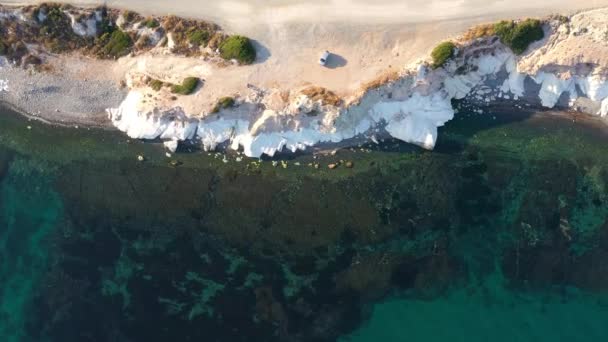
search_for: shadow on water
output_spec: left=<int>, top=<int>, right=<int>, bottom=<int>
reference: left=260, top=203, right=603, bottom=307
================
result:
left=251, top=39, right=271, bottom=64
left=434, top=100, right=538, bottom=154
left=325, top=53, right=347, bottom=69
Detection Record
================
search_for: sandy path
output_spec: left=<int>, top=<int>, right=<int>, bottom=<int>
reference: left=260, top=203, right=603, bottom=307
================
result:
left=5, top=0, right=608, bottom=96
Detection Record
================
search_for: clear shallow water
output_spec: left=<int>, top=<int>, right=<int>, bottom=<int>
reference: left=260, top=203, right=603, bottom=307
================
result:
left=1, top=106, right=608, bottom=341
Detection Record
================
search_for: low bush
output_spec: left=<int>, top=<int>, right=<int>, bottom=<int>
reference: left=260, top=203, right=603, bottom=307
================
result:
left=219, top=35, right=256, bottom=64
left=211, top=96, right=235, bottom=113
left=99, top=29, right=133, bottom=58
left=494, top=19, right=544, bottom=54
left=150, top=79, right=164, bottom=91
left=36, top=4, right=78, bottom=52
left=171, top=77, right=200, bottom=95
left=121, top=10, right=141, bottom=26
left=430, top=41, right=456, bottom=69
left=187, top=29, right=210, bottom=46
left=143, top=18, right=159, bottom=28
left=0, top=41, right=6, bottom=55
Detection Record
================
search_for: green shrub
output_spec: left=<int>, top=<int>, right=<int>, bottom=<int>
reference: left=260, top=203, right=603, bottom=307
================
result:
left=494, top=19, right=544, bottom=54
left=0, top=41, right=6, bottom=55
left=430, top=41, right=456, bottom=69
left=219, top=35, right=256, bottom=64
left=187, top=29, right=210, bottom=46
left=100, top=29, right=133, bottom=58
left=143, top=18, right=159, bottom=28
left=171, top=77, right=200, bottom=95
left=150, top=79, right=164, bottom=91
left=122, top=10, right=137, bottom=23
left=38, top=5, right=76, bottom=50
left=211, top=96, right=235, bottom=113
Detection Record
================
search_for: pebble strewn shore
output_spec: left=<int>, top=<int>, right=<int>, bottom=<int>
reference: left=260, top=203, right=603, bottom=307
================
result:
left=0, top=60, right=126, bottom=127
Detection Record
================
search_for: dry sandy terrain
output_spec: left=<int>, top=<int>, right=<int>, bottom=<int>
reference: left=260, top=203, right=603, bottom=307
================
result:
left=5, top=0, right=608, bottom=97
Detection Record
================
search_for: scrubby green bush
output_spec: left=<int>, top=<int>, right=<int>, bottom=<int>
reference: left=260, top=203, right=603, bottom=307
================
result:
left=187, top=29, right=210, bottom=46
left=219, top=35, right=256, bottom=64
left=150, top=79, right=164, bottom=91
left=100, top=29, right=133, bottom=58
left=171, top=77, right=200, bottom=95
left=143, top=18, right=159, bottom=28
left=211, top=96, right=235, bottom=113
left=0, top=41, right=6, bottom=55
left=494, top=19, right=544, bottom=54
left=430, top=41, right=456, bottom=69
left=122, top=10, right=137, bottom=23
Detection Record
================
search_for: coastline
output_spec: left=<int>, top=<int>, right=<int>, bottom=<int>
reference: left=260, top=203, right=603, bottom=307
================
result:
left=1, top=3, right=608, bottom=158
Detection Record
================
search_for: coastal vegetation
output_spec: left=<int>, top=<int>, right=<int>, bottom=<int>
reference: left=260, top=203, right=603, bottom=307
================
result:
left=430, top=41, right=456, bottom=69
left=461, top=23, right=497, bottom=41
left=98, top=29, right=133, bottom=59
left=301, top=86, right=342, bottom=106
left=142, top=17, right=159, bottom=28
left=160, top=15, right=221, bottom=55
left=37, top=3, right=79, bottom=53
left=121, top=10, right=140, bottom=25
left=0, top=4, right=255, bottom=66
left=219, top=35, right=256, bottom=64
left=170, top=77, right=200, bottom=95
left=211, top=96, right=235, bottom=113
left=187, top=29, right=211, bottom=47
left=461, top=19, right=545, bottom=55
left=150, top=79, right=164, bottom=91
left=494, top=19, right=544, bottom=54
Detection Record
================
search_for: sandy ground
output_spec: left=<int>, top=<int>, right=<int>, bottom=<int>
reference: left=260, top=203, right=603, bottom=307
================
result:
left=5, top=0, right=608, bottom=97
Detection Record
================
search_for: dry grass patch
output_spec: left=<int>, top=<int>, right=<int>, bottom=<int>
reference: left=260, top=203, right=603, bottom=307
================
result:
left=361, top=70, right=400, bottom=92
left=461, top=23, right=496, bottom=41
left=301, top=86, right=342, bottom=107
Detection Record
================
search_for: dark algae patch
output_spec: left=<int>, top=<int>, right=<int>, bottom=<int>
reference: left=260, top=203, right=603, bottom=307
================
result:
left=2, top=105, right=608, bottom=341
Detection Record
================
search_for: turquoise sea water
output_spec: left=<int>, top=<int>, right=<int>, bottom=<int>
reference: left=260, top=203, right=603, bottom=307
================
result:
left=344, top=277, right=608, bottom=342
left=0, top=156, right=62, bottom=342
left=1, top=106, right=608, bottom=341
